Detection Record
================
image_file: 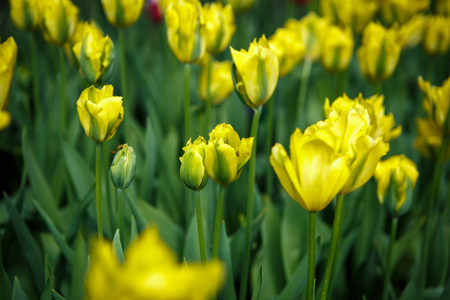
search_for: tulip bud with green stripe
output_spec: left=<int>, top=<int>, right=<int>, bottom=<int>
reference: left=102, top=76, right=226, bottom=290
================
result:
left=180, top=137, right=209, bottom=191
left=110, top=144, right=137, bottom=190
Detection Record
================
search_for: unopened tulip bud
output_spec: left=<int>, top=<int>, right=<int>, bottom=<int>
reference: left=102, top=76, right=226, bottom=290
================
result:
left=110, top=144, right=137, bottom=190
left=180, top=137, right=209, bottom=190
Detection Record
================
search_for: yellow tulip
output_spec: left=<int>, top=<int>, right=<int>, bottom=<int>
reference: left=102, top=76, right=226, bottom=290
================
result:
left=203, top=2, right=236, bottom=55
left=100, top=0, right=145, bottom=27
left=180, top=136, right=209, bottom=190
left=357, top=22, right=401, bottom=83
left=110, top=144, right=137, bottom=190
left=223, top=0, right=255, bottom=12
left=230, top=35, right=279, bottom=109
left=324, top=93, right=402, bottom=142
left=415, top=117, right=450, bottom=159
left=38, top=0, right=79, bottom=46
left=0, top=37, right=18, bottom=112
left=205, top=124, right=253, bottom=186
left=320, top=25, right=354, bottom=73
left=76, top=85, right=124, bottom=143
left=398, top=14, right=426, bottom=49
left=380, top=0, right=429, bottom=25
left=423, top=15, right=450, bottom=56
left=198, top=59, right=234, bottom=105
left=9, top=0, right=42, bottom=31
left=85, top=226, right=224, bottom=300
left=374, top=155, right=419, bottom=217
left=437, top=0, right=450, bottom=16
left=268, top=27, right=305, bottom=77
left=73, top=26, right=115, bottom=86
left=270, top=129, right=350, bottom=212
left=165, top=0, right=206, bottom=63
left=418, top=76, right=450, bottom=131
left=320, top=0, right=379, bottom=34
left=0, top=111, right=11, bottom=131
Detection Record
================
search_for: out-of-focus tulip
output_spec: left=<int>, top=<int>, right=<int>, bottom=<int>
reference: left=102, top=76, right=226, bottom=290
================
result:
left=38, top=0, right=79, bottom=46
left=180, top=136, right=209, bottom=190
left=357, top=22, right=401, bottom=83
left=320, top=24, right=354, bottom=73
left=76, top=85, right=124, bottom=143
left=145, top=0, right=164, bottom=23
left=380, top=0, right=429, bottom=25
left=85, top=226, right=224, bottom=300
left=398, top=14, right=426, bottom=49
left=0, top=111, right=11, bottom=131
left=203, top=2, right=236, bottom=55
left=223, top=0, right=255, bottom=12
left=418, top=76, right=450, bottom=131
left=324, top=93, right=402, bottom=141
left=423, top=15, right=450, bottom=55
left=73, top=26, right=115, bottom=86
left=437, top=0, right=450, bottom=16
left=165, top=0, right=206, bottom=63
left=230, top=35, right=279, bottom=109
left=268, top=27, right=305, bottom=77
left=100, top=0, right=145, bottom=27
left=204, top=124, right=253, bottom=186
left=199, top=59, right=234, bottom=105
left=320, top=0, right=379, bottom=34
left=110, top=144, right=137, bottom=190
left=374, top=155, right=419, bottom=217
left=415, top=117, right=450, bottom=159
left=270, top=129, right=350, bottom=212
left=9, top=0, right=42, bottom=31
left=0, top=37, right=18, bottom=112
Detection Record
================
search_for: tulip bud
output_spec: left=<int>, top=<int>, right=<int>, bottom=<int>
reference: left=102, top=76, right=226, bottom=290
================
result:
left=101, top=0, right=145, bottom=28
left=180, top=137, right=209, bottom=190
left=380, top=0, right=429, bottom=25
left=423, top=15, right=450, bottom=56
left=203, top=2, right=236, bottom=55
left=0, top=37, right=18, bottom=112
left=198, top=59, right=234, bottom=105
left=398, top=15, right=426, bottom=49
left=418, top=76, right=450, bottom=133
left=9, top=0, right=42, bottom=31
left=320, top=25, right=354, bottom=73
left=374, top=155, right=419, bottom=217
left=110, top=144, right=137, bottom=190
left=268, top=27, right=305, bottom=77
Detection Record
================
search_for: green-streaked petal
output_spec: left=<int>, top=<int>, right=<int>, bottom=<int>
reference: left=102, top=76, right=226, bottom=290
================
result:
left=237, top=136, right=254, bottom=171
left=205, top=139, right=238, bottom=186
left=180, top=149, right=207, bottom=190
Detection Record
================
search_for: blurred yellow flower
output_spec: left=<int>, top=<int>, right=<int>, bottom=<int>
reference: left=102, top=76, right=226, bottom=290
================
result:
left=320, top=0, right=379, bottom=34
left=437, top=0, right=450, bottom=16
left=423, top=15, right=450, bottom=55
left=324, top=93, right=402, bottom=142
left=374, top=155, right=419, bottom=217
left=398, top=14, right=426, bottom=49
left=85, top=226, right=224, bottom=300
left=415, top=117, right=450, bottom=159
left=205, top=124, right=253, bottom=186
left=268, top=27, right=305, bottom=77
left=418, top=76, right=450, bottom=131
left=165, top=0, right=206, bottom=63
left=100, top=0, right=145, bottom=27
left=38, top=0, right=79, bottom=46
left=180, top=136, right=209, bottom=190
left=230, top=35, right=279, bottom=109
left=357, top=22, right=401, bottom=83
left=223, top=0, right=255, bottom=12
left=270, top=129, right=350, bottom=212
left=380, top=0, right=429, bottom=25
left=76, top=85, right=124, bottom=143
left=9, top=0, right=42, bottom=31
left=203, top=2, right=236, bottom=55
left=0, top=111, right=11, bottom=131
left=73, top=25, right=115, bottom=86
left=0, top=37, right=18, bottom=112
left=320, top=24, right=354, bottom=73
left=199, top=59, right=234, bottom=105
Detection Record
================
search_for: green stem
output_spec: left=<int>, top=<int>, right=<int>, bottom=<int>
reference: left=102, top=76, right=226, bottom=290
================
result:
left=96, top=144, right=103, bottom=239
left=119, top=28, right=128, bottom=108
left=196, top=191, right=207, bottom=263
left=307, top=212, right=317, bottom=300
left=320, top=194, right=344, bottom=300
left=59, top=47, right=66, bottom=136
left=296, top=59, right=312, bottom=130
left=212, top=185, right=225, bottom=259
left=204, top=56, right=213, bottom=137
left=383, top=217, right=398, bottom=300
left=184, top=63, right=191, bottom=142
left=375, top=82, right=383, bottom=95
left=29, top=32, right=40, bottom=122
left=117, top=189, right=124, bottom=240
left=239, top=106, right=263, bottom=300
left=266, top=96, right=274, bottom=198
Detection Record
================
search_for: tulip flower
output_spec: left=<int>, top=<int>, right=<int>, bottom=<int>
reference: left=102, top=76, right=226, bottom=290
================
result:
left=357, top=22, right=402, bottom=84
left=100, top=0, right=145, bottom=27
left=324, top=93, right=402, bottom=142
left=0, top=111, right=11, bottom=131
left=9, top=0, right=42, bottom=31
left=73, top=26, right=115, bottom=86
left=423, top=15, right=450, bottom=56
left=437, top=0, right=450, bottom=16
left=374, top=155, right=419, bottom=217
left=380, top=0, right=429, bottom=25
left=320, top=25, right=354, bottom=73
left=230, top=35, right=279, bottom=109
left=398, top=15, right=426, bottom=49
left=38, top=0, right=79, bottom=46
left=198, top=59, right=234, bottom=105
left=110, top=144, right=137, bottom=190
left=0, top=37, right=18, bottom=112
left=165, top=0, right=206, bottom=63
left=76, top=85, right=124, bottom=143
left=205, top=124, right=253, bottom=186
left=203, top=2, right=236, bottom=55
left=223, top=0, right=255, bottom=12
left=268, top=27, right=305, bottom=77
left=418, top=76, right=450, bottom=131
left=86, top=226, right=224, bottom=300
left=180, top=136, right=209, bottom=191
left=415, top=118, right=450, bottom=160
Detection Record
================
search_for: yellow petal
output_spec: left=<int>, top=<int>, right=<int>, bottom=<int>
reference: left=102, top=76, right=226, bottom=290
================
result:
left=205, top=139, right=238, bottom=186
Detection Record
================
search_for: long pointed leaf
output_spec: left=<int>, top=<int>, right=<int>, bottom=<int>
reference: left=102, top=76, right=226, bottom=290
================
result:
left=70, top=232, right=87, bottom=300
left=218, top=222, right=237, bottom=300
left=251, top=265, right=263, bottom=300
left=12, top=277, right=30, bottom=300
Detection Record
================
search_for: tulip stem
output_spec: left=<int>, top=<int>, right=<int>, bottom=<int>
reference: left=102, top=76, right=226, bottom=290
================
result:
left=96, top=144, right=103, bottom=239
left=296, top=59, right=312, bottom=130
left=119, top=28, right=128, bottom=111
left=307, top=212, right=317, bottom=300
left=382, top=217, right=398, bottom=300
left=266, top=95, right=274, bottom=198
left=184, top=63, right=191, bottom=142
left=29, top=32, right=40, bottom=122
left=196, top=191, right=207, bottom=263
left=204, top=56, right=213, bottom=136
left=240, top=106, right=263, bottom=300
left=320, top=194, right=344, bottom=300
left=117, top=188, right=124, bottom=245
left=212, top=185, right=225, bottom=259
left=59, top=47, right=66, bottom=136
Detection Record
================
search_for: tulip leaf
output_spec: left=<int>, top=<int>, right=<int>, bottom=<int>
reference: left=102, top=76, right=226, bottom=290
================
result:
left=65, top=187, right=94, bottom=242
left=218, top=221, right=237, bottom=300
left=70, top=232, right=87, bottom=300
left=113, top=229, right=125, bottom=264
left=0, top=235, right=12, bottom=300
left=12, top=277, right=30, bottom=300
left=139, top=117, right=158, bottom=201
left=129, top=215, right=138, bottom=246
left=40, top=255, right=54, bottom=300
left=399, top=273, right=419, bottom=300
left=51, top=290, right=66, bottom=300
left=183, top=215, right=202, bottom=262
left=251, top=265, right=263, bottom=300
left=440, top=277, right=450, bottom=300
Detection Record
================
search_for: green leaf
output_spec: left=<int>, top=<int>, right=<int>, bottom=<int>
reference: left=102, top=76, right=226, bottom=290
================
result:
left=33, top=201, right=73, bottom=264
left=113, top=229, right=125, bottom=264
left=129, top=215, right=138, bottom=247
left=12, top=277, right=30, bottom=300
left=139, top=117, right=158, bottom=200
left=399, top=273, right=419, bottom=300
left=183, top=215, right=201, bottom=262
left=70, top=232, right=87, bottom=300
left=65, top=187, right=94, bottom=242
left=440, top=277, right=450, bottom=300
left=51, top=290, right=66, bottom=300
left=218, top=221, right=237, bottom=300
left=0, top=235, right=12, bottom=300
left=251, top=265, right=263, bottom=300
left=40, top=255, right=54, bottom=300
